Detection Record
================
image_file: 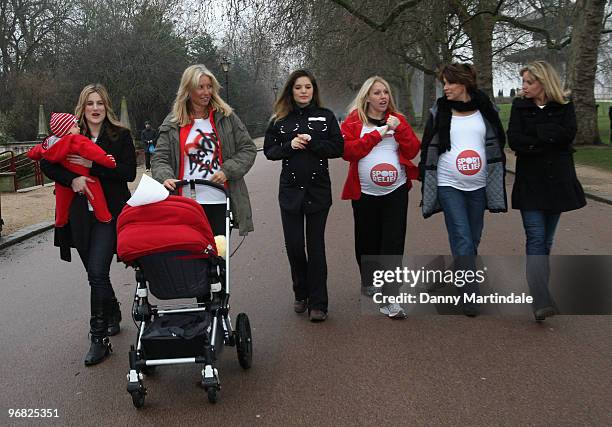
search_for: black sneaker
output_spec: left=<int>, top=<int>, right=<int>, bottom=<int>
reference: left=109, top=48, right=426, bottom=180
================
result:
left=293, top=299, right=307, bottom=314
left=309, top=309, right=327, bottom=322
left=534, top=306, right=556, bottom=322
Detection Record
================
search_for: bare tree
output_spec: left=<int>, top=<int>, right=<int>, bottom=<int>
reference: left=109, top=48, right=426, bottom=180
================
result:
left=567, top=0, right=608, bottom=144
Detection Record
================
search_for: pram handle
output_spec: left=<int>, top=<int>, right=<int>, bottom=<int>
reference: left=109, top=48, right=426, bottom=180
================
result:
left=174, top=179, right=228, bottom=198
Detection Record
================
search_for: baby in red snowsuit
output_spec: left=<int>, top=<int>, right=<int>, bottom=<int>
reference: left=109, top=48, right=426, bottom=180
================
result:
left=28, top=112, right=117, bottom=226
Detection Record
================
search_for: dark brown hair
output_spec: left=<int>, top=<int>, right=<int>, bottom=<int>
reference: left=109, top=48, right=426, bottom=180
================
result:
left=271, top=69, right=322, bottom=123
left=437, top=63, right=478, bottom=91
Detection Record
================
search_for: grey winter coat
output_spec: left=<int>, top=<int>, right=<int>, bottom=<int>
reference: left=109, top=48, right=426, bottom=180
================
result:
left=419, top=103, right=507, bottom=218
left=152, top=111, right=256, bottom=235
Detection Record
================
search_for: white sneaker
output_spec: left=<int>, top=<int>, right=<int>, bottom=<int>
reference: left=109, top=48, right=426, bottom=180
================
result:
left=379, top=303, right=406, bottom=319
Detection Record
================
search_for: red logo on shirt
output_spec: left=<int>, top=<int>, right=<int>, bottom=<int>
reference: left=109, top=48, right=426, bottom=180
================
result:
left=456, top=150, right=482, bottom=176
left=371, top=163, right=398, bottom=186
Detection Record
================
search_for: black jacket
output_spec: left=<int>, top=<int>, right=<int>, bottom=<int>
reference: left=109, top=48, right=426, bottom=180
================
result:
left=507, top=97, right=586, bottom=212
left=40, top=123, right=137, bottom=260
left=141, top=127, right=157, bottom=147
left=264, top=104, right=344, bottom=213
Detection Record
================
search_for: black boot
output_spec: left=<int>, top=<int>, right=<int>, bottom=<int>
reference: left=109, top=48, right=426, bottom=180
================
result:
left=105, top=297, right=122, bottom=336
left=84, top=294, right=112, bottom=366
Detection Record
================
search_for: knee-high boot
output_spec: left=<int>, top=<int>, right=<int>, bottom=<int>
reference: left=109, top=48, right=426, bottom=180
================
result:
left=84, top=291, right=112, bottom=366
left=105, top=297, right=122, bottom=336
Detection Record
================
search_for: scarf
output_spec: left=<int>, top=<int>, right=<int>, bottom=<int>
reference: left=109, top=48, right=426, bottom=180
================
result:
left=435, top=89, right=505, bottom=153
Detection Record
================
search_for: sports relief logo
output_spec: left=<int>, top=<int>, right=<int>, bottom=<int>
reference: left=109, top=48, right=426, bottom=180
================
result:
left=456, top=150, right=482, bottom=176
left=370, top=163, right=398, bottom=186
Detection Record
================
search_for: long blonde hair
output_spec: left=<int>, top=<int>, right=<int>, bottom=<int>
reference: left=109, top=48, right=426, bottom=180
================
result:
left=347, top=76, right=400, bottom=124
left=520, top=61, right=569, bottom=104
left=171, top=64, right=233, bottom=126
left=75, top=83, right=123, bottom=134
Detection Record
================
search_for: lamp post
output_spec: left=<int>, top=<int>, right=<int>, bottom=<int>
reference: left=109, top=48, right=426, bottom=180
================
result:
left=220, top=57, right=231, bottom=103
left=272, top=82, right=279, bottom=99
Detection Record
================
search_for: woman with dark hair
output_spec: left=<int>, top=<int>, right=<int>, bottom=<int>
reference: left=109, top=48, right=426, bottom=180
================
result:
left=40, top=83, right=137, bottom=365
left=507, top=60, right=586, bottom=322
left=263, top=69, right=344, bottom=322
left=419, top=63, right=507, bottom=317
left=341, top=76, right=420, bottom=319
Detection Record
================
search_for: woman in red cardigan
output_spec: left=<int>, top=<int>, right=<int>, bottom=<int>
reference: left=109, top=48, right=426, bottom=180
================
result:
left=341, top=76, right=420, bottom=318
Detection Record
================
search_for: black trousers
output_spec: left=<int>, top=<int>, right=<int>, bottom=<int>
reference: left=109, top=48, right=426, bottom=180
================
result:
left=351, top=184, right=408, bottom=294
left=201, top=203, right=227, bottom=236
left=280, top=207, right=330, bottom=312
left=75, top=216, right=117, bottom=306
left=145, top=150, right=152, bottom=170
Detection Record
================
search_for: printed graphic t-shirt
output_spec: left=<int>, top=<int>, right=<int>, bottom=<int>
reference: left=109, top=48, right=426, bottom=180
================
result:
left=437, top=111, right=487, bottom=191
left=182, top=118, right=225, bottom=204
left=357, top=126, right=407, bottom=196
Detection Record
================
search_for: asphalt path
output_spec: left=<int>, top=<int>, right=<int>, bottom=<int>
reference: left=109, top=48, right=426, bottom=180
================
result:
left=1, top=152, right=612, bottom=425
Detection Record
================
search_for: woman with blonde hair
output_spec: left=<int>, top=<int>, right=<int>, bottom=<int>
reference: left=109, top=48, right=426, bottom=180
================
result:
left=40, top=83, right=136, bottom=365
left=507, top=60, right=586, bottom=322
left=263, top=69, right=343, bottom=322
left=341, top=76, right=420, bottom=319
left=152, top=64, right=256, bottom=236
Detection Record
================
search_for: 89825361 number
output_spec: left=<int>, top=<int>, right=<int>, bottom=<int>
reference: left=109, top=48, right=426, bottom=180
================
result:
left=8, top=409, right=59, bottom=418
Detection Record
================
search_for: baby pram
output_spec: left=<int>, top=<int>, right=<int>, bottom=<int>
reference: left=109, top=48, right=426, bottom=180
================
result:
left=117, top=179, right=253, bottom=408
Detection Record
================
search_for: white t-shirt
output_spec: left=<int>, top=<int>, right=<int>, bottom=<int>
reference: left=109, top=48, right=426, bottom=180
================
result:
left=437, top=111, right=487, bottom=191
left=182, top=118, right=225, bottom=204
left=358, top=126, right=407, bottom=196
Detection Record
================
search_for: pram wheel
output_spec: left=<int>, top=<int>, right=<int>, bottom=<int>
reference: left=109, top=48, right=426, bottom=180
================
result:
left=130, top=388, right=146, bottom=408
left=235, top=313, right=252, bottom=369
left=207, top=387, right=218, bottom=403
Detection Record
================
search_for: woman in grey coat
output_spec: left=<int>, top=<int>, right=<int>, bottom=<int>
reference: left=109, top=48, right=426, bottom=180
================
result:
left=152, top=64, right=256, bottom=236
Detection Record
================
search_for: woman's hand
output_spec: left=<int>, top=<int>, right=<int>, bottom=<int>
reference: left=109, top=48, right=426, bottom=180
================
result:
left=210, top=171, right=227, bottom=184
left=386, top=116, right=400, bottom=130
left=71, top=176, right=95, bottom=199
left=163, top=178, right=179, bottom=190
left=291, top=134, right=310, bottom=150
left=67, top=154, right=93, bottom=168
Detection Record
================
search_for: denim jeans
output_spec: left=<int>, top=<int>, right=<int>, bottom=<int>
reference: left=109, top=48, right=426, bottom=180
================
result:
left=437, top=186, right=486, bottom=305
left=521, top=210, right=561, bottom=310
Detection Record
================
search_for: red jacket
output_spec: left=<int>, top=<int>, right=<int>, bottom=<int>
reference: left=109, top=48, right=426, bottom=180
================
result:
left=340, top=110, right=420, bottom=200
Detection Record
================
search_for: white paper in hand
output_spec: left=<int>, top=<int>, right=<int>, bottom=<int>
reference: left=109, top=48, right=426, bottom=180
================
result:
left=127, top=173, right=169, bottom=207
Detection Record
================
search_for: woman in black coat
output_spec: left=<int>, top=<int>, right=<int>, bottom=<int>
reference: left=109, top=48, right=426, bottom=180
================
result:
left=41, top=83, right=136, bottom=364
left=507, top=60, right=586, bottom=322
left=263, top=69, right=344, bottom=322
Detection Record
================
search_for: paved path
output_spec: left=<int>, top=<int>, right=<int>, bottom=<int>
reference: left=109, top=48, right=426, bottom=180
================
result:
left=1, top=152, right=611, bottom=425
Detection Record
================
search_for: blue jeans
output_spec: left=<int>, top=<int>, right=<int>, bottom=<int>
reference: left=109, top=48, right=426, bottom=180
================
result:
left=437, top=186, right=486, bottom=256
left=521, top=210, right=561, bottom=310
left=438, top=186, right=486, bottom=305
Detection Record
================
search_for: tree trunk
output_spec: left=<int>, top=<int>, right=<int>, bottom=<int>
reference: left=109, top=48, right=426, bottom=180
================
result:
left=402, top=66, right=417, bottom=125
left=421, top=72, right=437, bottom=127
left=568, top=0, right=606, bottom=145
left=463, top=16, right=495, bottom=98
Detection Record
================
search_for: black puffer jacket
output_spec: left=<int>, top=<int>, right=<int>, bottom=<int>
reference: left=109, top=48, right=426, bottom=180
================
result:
left=264, top=104, right=344, bottom=213
left=507, top=97, right=586, bottom=212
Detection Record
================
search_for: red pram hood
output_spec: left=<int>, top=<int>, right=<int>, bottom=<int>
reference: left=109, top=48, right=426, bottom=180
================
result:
left=117, top=196, right=217, bottom=263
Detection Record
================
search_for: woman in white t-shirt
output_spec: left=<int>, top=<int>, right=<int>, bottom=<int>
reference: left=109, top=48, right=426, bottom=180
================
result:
left=419, top=63, right=507, bottom=317
left=152, top=64, right=256, bottom=237
left=341, top=76, right=421, bottom=319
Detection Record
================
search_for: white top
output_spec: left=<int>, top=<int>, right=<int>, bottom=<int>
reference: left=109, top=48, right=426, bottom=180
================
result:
left=182, top=118, right=225, bottom=204
left=358, top=126, right=407, bottom=196
left=437, top=111, right=487, bottom=191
